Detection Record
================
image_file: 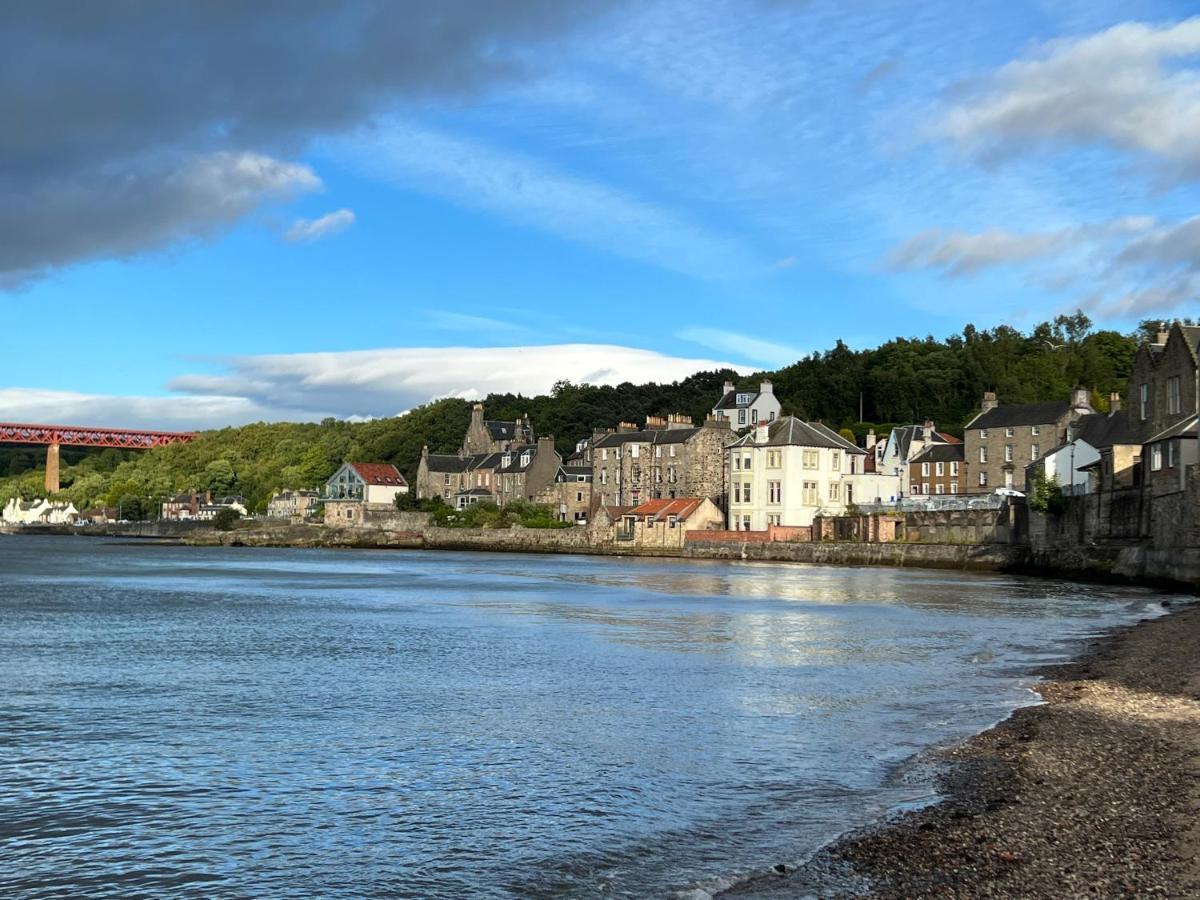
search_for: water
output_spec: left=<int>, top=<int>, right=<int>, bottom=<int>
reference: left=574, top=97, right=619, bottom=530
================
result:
left=0, top=536, right=1166, bottom=897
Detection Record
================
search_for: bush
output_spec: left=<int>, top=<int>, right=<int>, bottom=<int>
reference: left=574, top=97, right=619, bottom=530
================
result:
left=1028, top=471, right=1066, bottom=515
left=212, top=507, right=241, bottom=531
left=429, top=498, right=569, bottom=529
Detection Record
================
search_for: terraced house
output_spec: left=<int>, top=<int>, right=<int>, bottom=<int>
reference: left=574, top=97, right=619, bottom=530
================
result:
left=589, top=414, right=735, bottom=508
left=1129, top=322, right=1200, bottom=497
left=710, top=380, right=781, bottom=431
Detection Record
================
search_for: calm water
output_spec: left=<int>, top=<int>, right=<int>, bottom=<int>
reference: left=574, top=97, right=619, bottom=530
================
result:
left=0, top=536, right=1165, bottom=897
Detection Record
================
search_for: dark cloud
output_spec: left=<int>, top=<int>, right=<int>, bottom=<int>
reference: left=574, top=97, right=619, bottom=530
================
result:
left=0, top=0, right=622, bottom=284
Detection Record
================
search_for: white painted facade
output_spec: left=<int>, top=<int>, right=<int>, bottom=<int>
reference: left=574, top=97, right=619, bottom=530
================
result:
left=711, top=380, right=783, bottom=431
left=1028, top=440, right=1099, bottom=494
left=2, top=498, right=79, bottom=525
left=726, top=419, right=866, bottom=529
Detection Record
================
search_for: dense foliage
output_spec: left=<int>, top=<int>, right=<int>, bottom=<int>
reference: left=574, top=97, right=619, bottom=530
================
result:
left=0, top=313, right=1149, bottom=516
left=431, top=500, right=570, bottom=529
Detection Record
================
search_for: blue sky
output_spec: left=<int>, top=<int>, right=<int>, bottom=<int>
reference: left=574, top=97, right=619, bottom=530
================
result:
left=3, top=0, right=1199, bottom=427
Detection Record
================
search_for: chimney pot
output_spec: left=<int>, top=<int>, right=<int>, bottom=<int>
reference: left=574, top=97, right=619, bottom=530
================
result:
left=723, top=380, right=735, bottom=394
left=760, top=380, right=773, bottom=394
left=982, top=392, right=999, bottom=412
left=1109, top=392, right=1121, bottom=413
left=1156, top=322, right=1169, bottom=345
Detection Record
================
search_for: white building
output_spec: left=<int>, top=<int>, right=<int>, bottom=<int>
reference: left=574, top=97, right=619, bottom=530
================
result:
left=2, top=498, right=79, bottom=525
left=874, top=421, right=960, bottom=497
left=726, top=417, right=867, bottom=530
left=711, top=380, right=782, bottom=431
left=324, top=462, right=409, bottom=504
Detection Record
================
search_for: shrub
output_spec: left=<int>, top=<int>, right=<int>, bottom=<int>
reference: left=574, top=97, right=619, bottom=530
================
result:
left=212, top=507, right=241, bottom=531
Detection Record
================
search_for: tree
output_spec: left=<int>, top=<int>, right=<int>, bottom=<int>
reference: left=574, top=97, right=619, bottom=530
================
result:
left=212, top=507, right=241, bottom=531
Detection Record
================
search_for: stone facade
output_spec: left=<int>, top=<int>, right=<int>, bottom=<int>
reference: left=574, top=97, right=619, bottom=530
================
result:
left=1127, top=322, right=1199, bottom=441
left=963, top=389, right=1093, bottom=492
left=462, top=403, right=533, bottom=456
left=533, top=465, right=593, bottom=523
left=589, top=415, right=735, bottom=508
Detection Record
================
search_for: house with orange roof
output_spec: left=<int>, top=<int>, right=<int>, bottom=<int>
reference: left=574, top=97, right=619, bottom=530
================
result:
left=609, top=497, right=723, bottom=549
left=323, top=461, right=408, bottom=525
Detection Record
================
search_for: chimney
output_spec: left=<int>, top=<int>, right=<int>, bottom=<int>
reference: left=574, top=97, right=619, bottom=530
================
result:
left=617, top=421, right=639, bottom=433
left=723, top=380, right=735, bottom=395
left=537, top=435, right=556, bottom=456
left=755, top=421, right=770, bottom=444
left=645, top=414, right=668, bottom=430
left=1071, top=387, right=1092, bottom=412
left=421, top=445, right=429, bottom=460
left=982, top=391, right=998, bottom=412
left=922, top=419, right=934, bottom=442
left=667, top=413, right=694, bottom=430
left=1109, top=392, right=1121, bottom=413
left=1156, top=322, right=1169, bottom=345
left=760, top=379, right=773, bottom=395
left=704, top=414, right=731, bottom=429
left=866, top=428, right=877, bottom=451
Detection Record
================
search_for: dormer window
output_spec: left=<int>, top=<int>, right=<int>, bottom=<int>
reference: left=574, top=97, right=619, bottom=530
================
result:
left=736, top=393, right=752, bottom=405
left=520, top=452, right=531, bottom=466
left=502, top=453, right=512, bottom=468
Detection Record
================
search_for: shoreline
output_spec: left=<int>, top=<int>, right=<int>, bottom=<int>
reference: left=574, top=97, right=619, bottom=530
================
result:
left=730, top=603, right=1200, bottom=898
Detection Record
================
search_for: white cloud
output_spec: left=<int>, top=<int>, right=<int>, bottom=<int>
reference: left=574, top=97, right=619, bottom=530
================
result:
left=284, top=208, right=355, bottom=243
left=332, top=120, right=765, bottom=280
left=676, top=327, right=802, bottom=367
left=0, top=388, right=285, bottom=432
left=938, top=17, right=1200, bottom=180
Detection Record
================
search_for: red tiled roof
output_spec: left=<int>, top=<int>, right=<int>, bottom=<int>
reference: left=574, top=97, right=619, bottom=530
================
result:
left=349, top=462, right=408, bottom=486
left=937, top=432, right=962, bottom=444
left=626, top=497, right=704, bottom=520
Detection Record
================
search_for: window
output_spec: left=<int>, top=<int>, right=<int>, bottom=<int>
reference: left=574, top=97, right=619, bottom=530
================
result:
left=444, top=473, right=451, bottom=485
left=654, top=446, right=662, bottom=458
left=630, top=443, right=639, bottom=458
left=935, top=461, right=944, bottom=476
left=769, top=412, right=776, bottom=421
left=736, top=392, right=752, bottom=405
left=950, top=461, right=959, bottom=476
left=742, top=515, right=752, bottom=530
left=921, top=482, right=930, bottom=495
left=1168, top=440, right=1176, bottom=468
left=802, top=449, right=819, bottom=469
left=1005, top=471, right=1014, bottom=489
left=600, top=470, right=607, bottom=485
left=767, top=450, right=781, bottom=468
left=601, top=448, right=608, bottom=461
left=667, top=515, right=678, bottom=529
left=935, top=484, right=945, bottom=495
left=950, top=481, right=958, bottom=494
left=669, top=445, right=677, bottom=457
left=768, top=480, right=781, bottom=503
left=1168, top=376, right=1182, bottom=415
left=738, top=409, right=746, bottom=425
left=802, top=481, right=819, bottom=505
left=733, top=454, right=741, bottom=471
left=576, top=491, right=583, bottom=502
left=767, top=514, right=781, bottom=526
left=829, top=482, right=840, bottom=501
left=752, top=409, right=759, bottom=424
left=1031, top=444, right=1040, bottom=459
left=520, top=452, right=531, bottom=466
left=1151, top=445, right=1163, bottom=471
left=1004, top=445, right=1013, bottom=463
left=1140, top=383, right=1149, bottom=421
left=979, top=471, right=989, bottom=486
left=1031, top=425, right=1040, bottom=436
left=741, top=481, right=752, bottom=502
left=1005, top=427, right=1014, bottom=437
left=980, top=429, right=989, bottom=439
left=921, top=462, right=930, bottom=476
left=979, top=447, right=988, bottom=464
left=831, top=451, right=841, bottom=471
left=743, top=453, right=752, bottom=470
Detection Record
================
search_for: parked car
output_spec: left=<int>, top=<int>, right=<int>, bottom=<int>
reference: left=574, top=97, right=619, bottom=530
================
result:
left=993, top=487, right=1025, bottom=499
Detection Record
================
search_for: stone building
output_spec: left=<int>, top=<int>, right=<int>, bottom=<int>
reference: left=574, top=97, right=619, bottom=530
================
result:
left=323, top=462, right=408, bottom=525
left=417, top=437, right=563, bottom=509
left=908, top=442, right=965, bottom=496
left=1127, top=322, right=1199, bottom=441
left=590, top=414, right=736, bottom=508
left=267, top=489, right=320, bottom=520
left=533, top=463, right=593, bottom=524
left=711, top=380, right=782, bottom=431
left=461, top=403, right=534, bottom=456
left=963, top=389, right=1094, bottom=493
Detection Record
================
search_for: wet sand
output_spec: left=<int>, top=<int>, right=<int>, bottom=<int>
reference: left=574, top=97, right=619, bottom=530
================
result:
left=732, top=601, right=1200, bottom=898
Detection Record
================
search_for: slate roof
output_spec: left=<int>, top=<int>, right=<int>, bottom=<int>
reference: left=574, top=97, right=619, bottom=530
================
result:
left=349, top=462, right=407, bottom=486
left=1070, top=411, right=1141, bottom=450
left=457, top=487, right=495, bottom=497
left=1144, top=414, right=1198, bottom=444
left=425, top=454, right=470, bottom=473
left=713, top=389, right=761, bottom=410
left=729, top=416, right=865, bottom=453
left=561, top=465, right=592, bottom=480
left=592, top=427, right=702, bottom=448
left=967, top=401, right=1075, bottom=430
left=909, top=442, right=965, bottom=464
left=887, top=425, right=956, bottom=461
left=485, top=420, right=526, bottom=441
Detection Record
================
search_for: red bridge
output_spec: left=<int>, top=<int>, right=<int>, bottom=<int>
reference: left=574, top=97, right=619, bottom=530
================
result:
left=0, top=422, right=196, bottom=493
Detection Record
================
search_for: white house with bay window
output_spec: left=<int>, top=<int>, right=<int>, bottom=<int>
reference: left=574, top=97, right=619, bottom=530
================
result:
left=726, top=417, right=868, bottom=530
left=711, top=380, right=782, bottom=431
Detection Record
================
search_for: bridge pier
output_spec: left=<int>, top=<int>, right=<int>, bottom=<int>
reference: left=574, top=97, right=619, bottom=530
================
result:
left=44, top=443, right=60, bottom=494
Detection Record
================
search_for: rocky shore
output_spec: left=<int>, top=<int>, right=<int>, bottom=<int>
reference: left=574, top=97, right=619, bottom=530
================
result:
left=736, top=602, right=1200, bottom=898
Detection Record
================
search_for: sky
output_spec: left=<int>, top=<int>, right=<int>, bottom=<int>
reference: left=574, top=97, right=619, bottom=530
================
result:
left=3, top=0, right=1200, bottom=429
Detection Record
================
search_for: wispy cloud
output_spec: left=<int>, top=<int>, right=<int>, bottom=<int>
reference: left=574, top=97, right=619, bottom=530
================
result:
left=332, top=120, right=765, bottom=280
left=937, top=17, right=1200, bottom=181
left=676, top=327, right=802, bottom=367
left=284, top=208, right=355, bottom=243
